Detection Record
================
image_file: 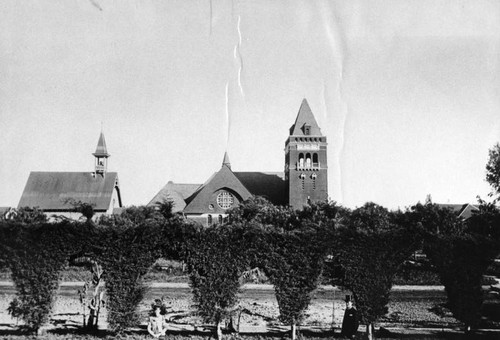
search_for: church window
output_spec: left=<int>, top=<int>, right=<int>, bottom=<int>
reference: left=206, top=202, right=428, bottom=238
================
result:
left=218, top=215, right=223, bottom=224
left=217, top=191, right=234, bottom=209
left=208, top=215, right=212, bottom=225
left=298, top=153, right=304, bottom=168
left=306, top=153, right=311, bottom=168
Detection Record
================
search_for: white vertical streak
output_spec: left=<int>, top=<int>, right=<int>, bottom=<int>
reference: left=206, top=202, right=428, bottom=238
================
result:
left=225, top=81, right=230, bottom=147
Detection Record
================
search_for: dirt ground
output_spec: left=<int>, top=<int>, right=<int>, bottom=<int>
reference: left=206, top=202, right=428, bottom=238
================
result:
left=0, top=284, right=475, bottom=335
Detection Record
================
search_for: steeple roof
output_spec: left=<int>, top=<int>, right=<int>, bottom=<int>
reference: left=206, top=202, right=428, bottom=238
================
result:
left=93, top=132, right=110, bottom=157
left=222, top=151, right=231, bottom=169
left=290, top=98, right=322, bottom=136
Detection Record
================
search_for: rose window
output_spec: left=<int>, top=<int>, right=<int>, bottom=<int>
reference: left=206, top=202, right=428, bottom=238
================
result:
left=217, top=191, right=234, bottom=209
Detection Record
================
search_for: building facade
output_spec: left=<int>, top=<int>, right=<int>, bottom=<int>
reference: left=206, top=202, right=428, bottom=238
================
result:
left=149, top=98, right=328, bottom=226
left=18, top=133, right=123, bottom=221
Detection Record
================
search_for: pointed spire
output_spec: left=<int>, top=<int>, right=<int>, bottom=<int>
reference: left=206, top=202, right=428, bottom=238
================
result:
left=93, top=132, right=110, bottom=157
left=222, top=151, right=231, bottom=169
left=290, top=98, right=322, bottom=136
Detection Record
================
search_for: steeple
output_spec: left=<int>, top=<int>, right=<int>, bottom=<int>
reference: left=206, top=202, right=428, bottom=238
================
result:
left=93, top=132, right=110, bottom=174
left=289, top=99, right=322, bottom=136
left=222, top=151, right=231, bottom=170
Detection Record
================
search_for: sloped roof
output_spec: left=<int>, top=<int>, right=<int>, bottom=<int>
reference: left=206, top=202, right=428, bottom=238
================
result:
left=18, top=172, right=119, bottom=211
left=150, top=171, right=288, bottom=213
left=183, top=165, right=253, bottom=214
left=148, top=182, right=201, bottom=212
left=290, top=99, right=322, bottom=136
left=437, top=203, right=479, bottom=219
left=234, top=172, right=287, bottom=206
left=93, top=132, right=110, bottom=157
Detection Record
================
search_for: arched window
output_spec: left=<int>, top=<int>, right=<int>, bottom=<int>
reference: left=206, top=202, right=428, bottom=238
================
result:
left=218, top=215, right=223, bottom=224
left=313, top=153, right=318, bottom=167
left=306, top=153, right=311, bottom=168
left=208, top=215, right=212, bottom=226
left=298, top=153, right=304, bottom=168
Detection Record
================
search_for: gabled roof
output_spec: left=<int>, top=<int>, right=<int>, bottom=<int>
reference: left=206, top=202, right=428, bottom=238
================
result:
left=183, top=165, right=252, bottom=214
left=150, top=171, right=288, bottom=213
left=93, top=132, right=110, bottom=157
left=437, top=203, right=479, bottom=219
left=148, top=182, right=201, bottom=212
left=234, top=172, right=287, bottom=206
left=18, top=172, right=119, bottom=211
left=290, top=98, right=322, bottom=136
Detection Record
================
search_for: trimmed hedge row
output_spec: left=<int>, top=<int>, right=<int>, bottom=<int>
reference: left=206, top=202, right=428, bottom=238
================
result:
left=0, top=198, right=499, bottom=338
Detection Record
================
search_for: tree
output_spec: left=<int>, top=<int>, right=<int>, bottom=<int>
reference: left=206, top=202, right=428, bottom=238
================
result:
left=8, top=207, right=47, bottom=224
left=333, top=203, right=422, bottom=340
left=186, top=224, right=250, bottom=340
left=417, top=201, right=500, bottom=332
left=486, top=143, right=500, bottom=197
left=230, top=197, right=337, bottom=340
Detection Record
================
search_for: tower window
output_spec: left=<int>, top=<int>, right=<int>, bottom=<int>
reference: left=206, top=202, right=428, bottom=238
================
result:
left=218, top=215, right=223, bottom=224
left=300, top=173, right=306, bottom=190
left=298, top=153, right=304, bottom=168
left=208, top=215, right=212, bottom=226
left=306, top=153, right=311, bottom=168
left=313, top=153, right=319, bottom=167
left=311, top=173, right=317, bottom=190
left=304, top=125, right=311, bottom=135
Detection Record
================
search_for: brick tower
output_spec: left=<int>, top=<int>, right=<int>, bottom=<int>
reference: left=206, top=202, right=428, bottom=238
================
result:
left=285, top=99, right=328, bottom=209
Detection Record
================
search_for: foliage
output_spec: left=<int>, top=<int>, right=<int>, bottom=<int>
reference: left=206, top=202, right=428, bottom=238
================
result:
left=5, top=207, right=47, bottom=224
left=186, top=224, right=250, bottom=330
left=486, top=143, right=500, bottom=197
left=417, top=201, right=500, bottom=330
left=262, top=227, right=331, bottom=326
left=332, top=203, right=422, bottom=327
left=231, top=198, right=337, bottom=333
left=1, top=221, right=84, bottom=332
left=93, top=220, right=163, bottom=332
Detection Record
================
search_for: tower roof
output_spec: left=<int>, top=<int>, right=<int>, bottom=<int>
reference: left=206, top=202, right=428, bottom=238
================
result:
left=93, top=132, right=110, bottom=157
left=222, top=151, right=231, bottom=169
left=290, top=98, right=322, bottom=136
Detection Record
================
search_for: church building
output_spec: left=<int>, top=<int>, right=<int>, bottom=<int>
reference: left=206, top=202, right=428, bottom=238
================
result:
left=149, top=99, right=328, bottom=226
left=18, top=132, right=123, bottom=221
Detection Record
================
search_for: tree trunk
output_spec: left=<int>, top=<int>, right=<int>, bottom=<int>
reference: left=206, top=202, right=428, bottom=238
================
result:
left=216, top=320, right=223, bottom=340
left=291, top=323, right=297, bottom=340
left=366, top=323, right=374, bottom=340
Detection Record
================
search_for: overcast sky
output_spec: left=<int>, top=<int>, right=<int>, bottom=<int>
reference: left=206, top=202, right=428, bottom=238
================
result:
left=1, top=0, right=499, bottom=210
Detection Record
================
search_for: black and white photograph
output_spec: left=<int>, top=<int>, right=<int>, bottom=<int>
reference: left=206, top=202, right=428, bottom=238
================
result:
left=1, top=1, right=499, bottom=339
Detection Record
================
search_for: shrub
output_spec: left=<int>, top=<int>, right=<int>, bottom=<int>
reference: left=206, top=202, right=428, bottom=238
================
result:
left=186, top=224, right=250, bottom=340
left=332, top=203, right=422, bottom=339
left=418, top=201, right=500, bottom=332
left=1, top=221, right=83, bottom=333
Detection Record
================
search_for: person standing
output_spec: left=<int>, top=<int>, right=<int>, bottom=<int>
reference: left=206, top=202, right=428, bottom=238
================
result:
left=341, top=295, right=359, bottom=339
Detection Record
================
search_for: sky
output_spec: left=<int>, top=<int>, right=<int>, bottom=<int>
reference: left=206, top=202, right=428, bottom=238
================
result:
left=1, top=0, right=500, bottom=210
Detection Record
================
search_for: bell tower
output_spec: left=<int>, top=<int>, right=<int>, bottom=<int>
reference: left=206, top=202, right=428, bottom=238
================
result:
left=285, top=99, right=328, bottom=209
left=93, top=132, right=110, bottom=175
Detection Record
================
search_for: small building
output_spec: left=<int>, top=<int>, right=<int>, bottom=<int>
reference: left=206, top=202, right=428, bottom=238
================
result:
left=18, top=133, right=122, bottom=221
left=437, top=203, right=479, bottom=220
left=149, top=98, right=328, bottom=226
